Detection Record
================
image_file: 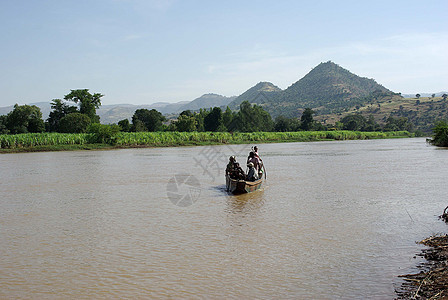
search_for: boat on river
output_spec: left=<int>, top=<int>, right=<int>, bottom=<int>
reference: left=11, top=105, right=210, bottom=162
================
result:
left=226, top=175, right=263, bottom=194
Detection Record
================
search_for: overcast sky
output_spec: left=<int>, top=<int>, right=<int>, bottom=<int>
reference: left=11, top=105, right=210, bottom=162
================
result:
left=1, top=0, right=447, bottom=107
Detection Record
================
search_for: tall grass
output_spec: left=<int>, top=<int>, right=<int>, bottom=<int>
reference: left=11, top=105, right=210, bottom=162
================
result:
left=0, top=131, right=414, bottom=150
left=0, top=133, right=90, bottom=149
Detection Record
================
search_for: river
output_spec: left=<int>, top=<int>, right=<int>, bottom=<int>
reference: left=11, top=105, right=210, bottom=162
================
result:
left=0, top=137, right=447, bottom=299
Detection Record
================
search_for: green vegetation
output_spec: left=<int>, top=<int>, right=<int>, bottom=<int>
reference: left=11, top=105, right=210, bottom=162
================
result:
left=0, top=132, right=90, bottom=149
left=428, top=121, right=448, bottom=147
left=0, top=130, right=414, bottom=152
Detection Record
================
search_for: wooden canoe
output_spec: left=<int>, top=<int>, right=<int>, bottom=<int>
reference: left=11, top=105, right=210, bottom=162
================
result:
left=226, top=175, right=263, bottom=194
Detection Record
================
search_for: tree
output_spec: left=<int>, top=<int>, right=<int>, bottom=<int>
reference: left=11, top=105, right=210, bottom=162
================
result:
left=274, top=115, right=300, bottom=132
left=364, top=115, right=381, bottom=131
left=300, top=108, right=315, bottom=131
left=204, top=107, right=223, bottom=132
left=442, top=94, right=447, bottom=101
left=47, top=99, right=78, bottom=132
left=117, top=119, right=131, bottom=132
left=179, top=110, right=193, bottom=117
left=431, top=94, right=436, bottom=98
left=415, top=93, right=421, bottom=99
left=64, top=89, right=103, bottom=123
left=132, top=109, right=166, bottom=132
left=194, top=109, right=207, bottom=132
left=274, top=115, right=291, bottom=132
left=341, top=114, right=367, bottom=131
left=58, top=113, right=91, bottom=133
left=6, top=104, right=45, bottom=134
left=384, top=116, right=413, bottom=132
left=233, top=101, right=273, bottom=132
left=175, top=114, right=197, bottom=132
left=429, top=120, right=448, bottom=147
left=0, top=115, right=9, bottom=134
left=222, top=106, right=235, bottom=131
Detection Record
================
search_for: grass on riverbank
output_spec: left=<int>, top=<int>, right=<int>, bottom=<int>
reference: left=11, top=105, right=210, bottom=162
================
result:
left=0, top=130, right=414, bottom=153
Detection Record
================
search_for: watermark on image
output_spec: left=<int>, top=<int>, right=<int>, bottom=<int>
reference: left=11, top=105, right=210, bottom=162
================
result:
left=193, top=144, right=248, bottom=182
left=166, top=173, right=202, bottom=207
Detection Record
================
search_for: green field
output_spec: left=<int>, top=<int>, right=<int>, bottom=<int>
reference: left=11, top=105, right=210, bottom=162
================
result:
left=0, top=131, right=414, bottom=152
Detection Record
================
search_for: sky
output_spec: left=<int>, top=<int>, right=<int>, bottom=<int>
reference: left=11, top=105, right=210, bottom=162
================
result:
left=0, top=0, right=447, bottom=107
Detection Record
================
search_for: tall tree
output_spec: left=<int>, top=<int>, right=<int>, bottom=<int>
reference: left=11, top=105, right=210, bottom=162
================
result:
left=222, top=106, right=235, bottom=131
left=47, top=99, right=78, bottom=132
left=175, top=115, right=197, bottom=132
left=0, top=115, right=8, bottom=134
left=6, top=104, right=45, bottom=134
left=204, top=107, right=223, bottom=131
left=132, top=109, right=166, bottom=132
left=117, top=119, right=131, bottom=132
left=234, top=101, right=273, bottom=132
left=64, top=89, right=103, bottom=123
left=300, top=108, right=315, bottom=131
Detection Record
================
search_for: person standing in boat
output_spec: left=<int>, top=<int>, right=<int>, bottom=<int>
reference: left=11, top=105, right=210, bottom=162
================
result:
left=247, top=151, right=261, bottom=173
left=253, top=146, right=259, bottom=158
left=246, top=162, right=258, bottom=181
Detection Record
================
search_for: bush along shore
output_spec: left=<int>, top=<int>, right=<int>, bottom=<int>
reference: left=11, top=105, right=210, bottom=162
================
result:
left=396, top=208, right=448, bottom=299
left=0, top=130, right=414, bottom=152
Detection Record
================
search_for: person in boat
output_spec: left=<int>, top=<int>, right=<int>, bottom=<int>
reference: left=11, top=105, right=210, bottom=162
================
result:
left=249, top=146, right=263, bottom=178
left=232, top=162, right=246, bottom=180
left=226, top=156, right=236, bottom=177
left=253, top=146, right=259, bottom=158
left=247, top=151, right=261, bottom=173
left=246, top=162, right=258, bottom=182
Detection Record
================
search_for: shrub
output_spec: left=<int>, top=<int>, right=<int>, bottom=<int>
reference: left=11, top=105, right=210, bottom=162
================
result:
left=429, top=121, right=448, bottom=147
left=87, top=123, right=121, bottom=144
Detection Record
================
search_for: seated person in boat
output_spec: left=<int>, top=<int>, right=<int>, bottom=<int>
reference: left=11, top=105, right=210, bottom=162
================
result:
left=226, top=156, right=236, bottom=176
left=246, top=162, right=258, bottom=181
left=231, top=162, right=246, bottom=180
left=247, top=151, right=261, bottom=174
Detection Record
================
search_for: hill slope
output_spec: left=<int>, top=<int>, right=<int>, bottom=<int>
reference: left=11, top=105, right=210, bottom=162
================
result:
left=228, top=82, right=282, bottom=109
left=178, top=93, right=236, bottom=112
left=260, top=61, right=393, bottom=118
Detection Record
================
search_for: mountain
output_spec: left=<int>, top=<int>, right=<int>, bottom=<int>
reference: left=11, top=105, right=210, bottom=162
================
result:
left=259, top=61, right=392, bottom=118
left=178, top=93, right=236, bottom=112
left=228, top=82, right=282, bottom=109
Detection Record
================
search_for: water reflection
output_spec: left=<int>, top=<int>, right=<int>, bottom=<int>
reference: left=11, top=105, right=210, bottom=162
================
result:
left=225, top=190, right=266, bottom=215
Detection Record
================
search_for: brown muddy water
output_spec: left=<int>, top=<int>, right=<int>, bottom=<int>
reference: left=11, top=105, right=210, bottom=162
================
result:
left=0, top=138, right=447, bottom=299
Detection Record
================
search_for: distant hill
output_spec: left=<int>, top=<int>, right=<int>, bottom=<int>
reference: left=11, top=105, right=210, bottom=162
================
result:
left=314, top=94, right=448, bottom=133
left=402, top=92, right=447, bottom=98
left=0, top=94, right=235, bottom=124
left=228, top=82, right=282, bottom=109
left=178, top=93, right=236, bottom=112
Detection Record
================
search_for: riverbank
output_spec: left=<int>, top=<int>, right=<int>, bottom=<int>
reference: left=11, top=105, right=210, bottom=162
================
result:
left=0, top=130, right=414, bottom=153
left=396, top=235, right=448, bottom=299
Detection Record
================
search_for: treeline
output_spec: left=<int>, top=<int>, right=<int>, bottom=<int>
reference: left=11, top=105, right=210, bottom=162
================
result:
left=0, top=89, right=420, bottom=137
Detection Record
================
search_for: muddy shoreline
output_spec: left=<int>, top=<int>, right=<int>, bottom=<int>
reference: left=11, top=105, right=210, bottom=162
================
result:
left=396, top=210, right=448, bottom=299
